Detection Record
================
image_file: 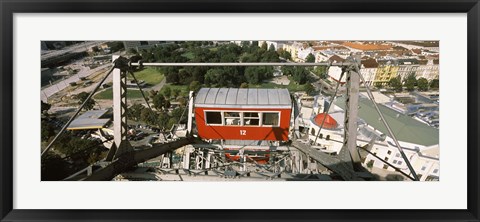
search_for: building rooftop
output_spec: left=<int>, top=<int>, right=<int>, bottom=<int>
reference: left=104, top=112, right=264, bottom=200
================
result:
left=67, top=109, right=110, bottom=130
left=361, top=58, right=379, bottom=68
left=342, top=42, right=393, bottom=51
left=360, top=92, right=391, bottom=104
left=334, top=96, right=439, bottom=146
left=195, top=88, right=292, bottom=108
left=328, top=55, right=345, bottom=63
left=313, top=113, right=338, bottom=129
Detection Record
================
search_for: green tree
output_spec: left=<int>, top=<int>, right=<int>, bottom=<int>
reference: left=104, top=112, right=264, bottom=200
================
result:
left=128, top=48, right=138, bottom=55
left=189, top=81, right=201, bottom=92
left=430, top=79, right=439, bottom=89
left=268, top=44, right=276, bottom=52
left=404, top=74, right=417, bottom=91
left=166, top=118, right=178, bottom=130
left=204, top=68, right=224, bottom=86
left=91, top=46, right=100, bottom=53
left=156, top=111, right=170, bottom=130
left=107, top=41, right=124, bottom=52
left=41, top=101, right=51, bottom=114
left=41, top=120, right=55, bottom=142
left=291, top=67, right=309, bottom=84
left=304, top=83, right=315, bottom=95
left=240, top=53, right=258, bottom=63
left=241, top=41, right=250, bottom=48
left=162, top=86, right=172, bottom=98
left=41, top=153, right=70, bottom=181
left=140, top=109, right=157, bottom=125
left=417, top=77, right=429, bottom=91
left=148, top=90, right=158, bottom=100
left=244, top=67, right=261, bottom=84
left=164, top=100, right=171, bottom=110
left=172, top=88, right=181, bottom=98
left=51, top=132, right=102, bottom=162
left=281, top=51, right=292, bottom=60
left=240, top=82, right=249, bottom=88
left=260, top=50, right=281, bottom=62
left=171, top=107, right=187, bottom=124
left=388, top=76, right=402, bottom=92
left=152, top=94, right=166, bottom=110
left=76, top=92, right=95, bottom=110
left=306, top=53, right=315, bottom=63
left=178, top=97, right=187, bottom=106
left=313, top=66, right=328, bottom=79
left=261, top=42, right=268, bottom=50
left=128, top=103, right=145, bottom=121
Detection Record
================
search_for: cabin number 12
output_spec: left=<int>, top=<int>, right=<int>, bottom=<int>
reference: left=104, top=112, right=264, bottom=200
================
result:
left=240, top=130, right=247, bottom=136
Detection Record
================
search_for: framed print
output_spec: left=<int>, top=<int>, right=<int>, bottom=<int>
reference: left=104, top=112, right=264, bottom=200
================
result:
left=1, top=0, right=479, bottom=221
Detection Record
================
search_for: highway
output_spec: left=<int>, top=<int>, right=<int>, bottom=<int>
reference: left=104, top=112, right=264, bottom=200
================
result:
left=41, top=41, right=106, bottom=61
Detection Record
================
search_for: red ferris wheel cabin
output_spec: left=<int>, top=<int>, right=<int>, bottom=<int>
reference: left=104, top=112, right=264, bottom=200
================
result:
left=194, top=88, right=292, bottom=141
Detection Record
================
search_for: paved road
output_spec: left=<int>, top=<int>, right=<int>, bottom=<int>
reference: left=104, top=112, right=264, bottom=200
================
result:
left=41, top=64, right=111, bottom=102
left=151, top=78, right=166, bottom=92
left=41, top=41, right=105, bottom=61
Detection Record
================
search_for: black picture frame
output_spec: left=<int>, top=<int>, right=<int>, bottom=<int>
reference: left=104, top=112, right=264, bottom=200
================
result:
left=1, top=0, right=479, bottom=221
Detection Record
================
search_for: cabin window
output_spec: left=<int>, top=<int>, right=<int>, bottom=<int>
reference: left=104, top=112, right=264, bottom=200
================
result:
left=224, top=112, right=241, bottom=126
left=205, top=111, right=222, bottom=124
left=243, top=112, right=260, bottom=126
left=262, top=112, right=279, bottom=126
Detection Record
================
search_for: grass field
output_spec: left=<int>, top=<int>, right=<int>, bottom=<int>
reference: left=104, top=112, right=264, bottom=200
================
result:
left=250, top=76, right=308, bottom=92
left=181, top=52, right=195, bottom=60
left=128, top=68, right=164, bottom=85
left=163, top=84, right=189, bottom=97
left=94, top=88, right=144, bottom=100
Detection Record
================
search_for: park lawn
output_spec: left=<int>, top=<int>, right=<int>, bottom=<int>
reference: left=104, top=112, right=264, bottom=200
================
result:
left=128, top=68, right=164, bottom=85
left=94, top=88, right=144, bottom=100
left=164, top=84, right=190, bottom=97
left=250, top=76, right=308, bottom=92
left=181, top=52, right=195, bottom=60
left=285, top=76, right=309, bottom=91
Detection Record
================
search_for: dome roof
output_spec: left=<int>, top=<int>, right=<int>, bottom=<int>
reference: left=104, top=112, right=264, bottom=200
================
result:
left=313, top=113, right=338, bottom=129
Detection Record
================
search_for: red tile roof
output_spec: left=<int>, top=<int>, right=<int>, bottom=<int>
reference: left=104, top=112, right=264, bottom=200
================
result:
left=361, top=58, right=379, bottom=68
left=412, top=49, right=422, bottom=54
left=329, top=55, right=345, bottom=63
left=418, top=60, right=428, bottom=65
left=314, top=113, right=338, bottom=129
left=342, top=42, right=392, bottom=51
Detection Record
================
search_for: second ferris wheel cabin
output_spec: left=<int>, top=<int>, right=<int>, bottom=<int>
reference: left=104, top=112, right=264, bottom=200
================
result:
left=194, top=88, right=292, bottom=141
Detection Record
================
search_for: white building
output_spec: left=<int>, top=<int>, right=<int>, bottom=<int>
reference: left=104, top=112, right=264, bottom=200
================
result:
left=416, top=59, right=439, bottom=81
left=359, top=58, right=379, bottom=87
left=314, top=51, right=330, bottom=63
left=397, top=59, right=420, bottom=82
left=297, top=47, right=315, bottom=62
left=303, top=94, right=440, bottom=181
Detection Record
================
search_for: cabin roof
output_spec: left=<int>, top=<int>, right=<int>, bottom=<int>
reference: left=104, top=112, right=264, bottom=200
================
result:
left=67, top=109, right=110, bottom=130
left=195, top=88, right=292, bottom=108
